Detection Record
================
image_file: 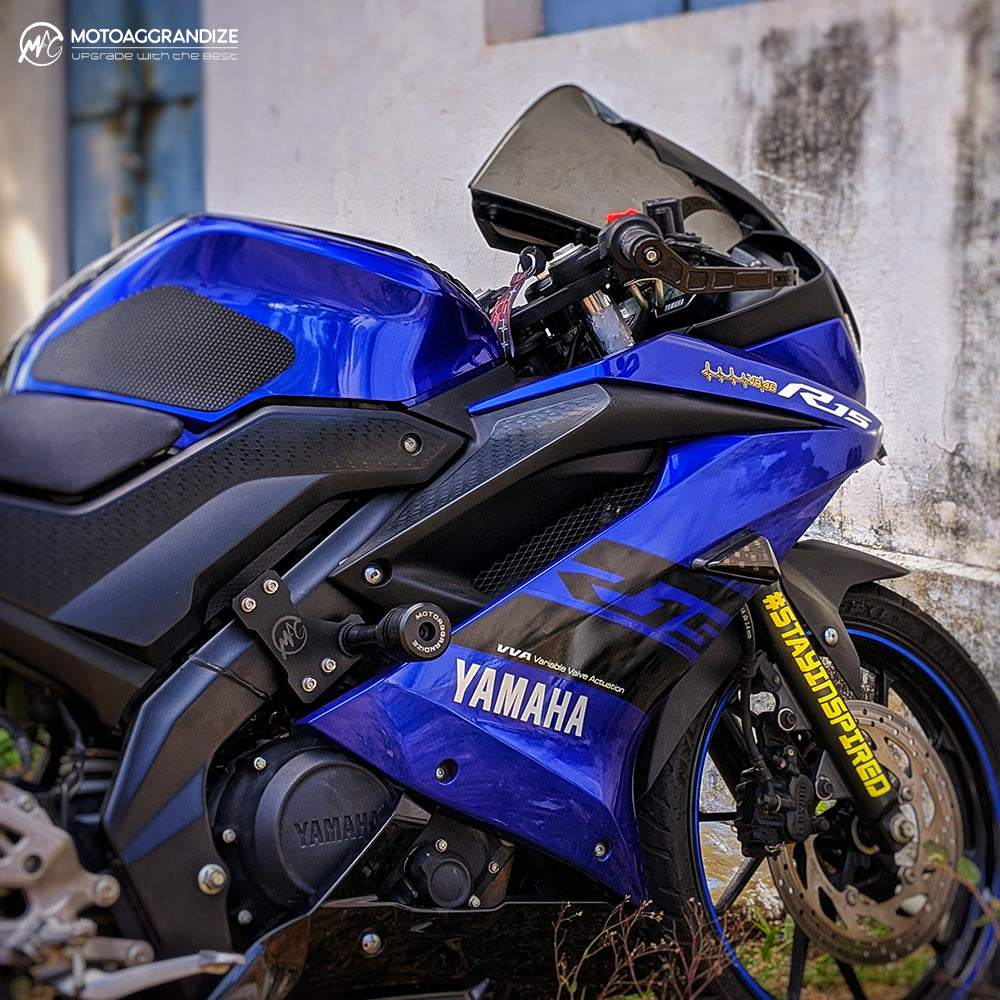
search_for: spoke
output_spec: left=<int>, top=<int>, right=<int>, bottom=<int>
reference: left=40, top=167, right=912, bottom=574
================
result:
left=698, top=810, right=738, bottom=822
left=836, top=960, right=869, bottom=1000
left=786, top=922, right=808, bottom=1000
left=715, top=855, right=762, bottom=915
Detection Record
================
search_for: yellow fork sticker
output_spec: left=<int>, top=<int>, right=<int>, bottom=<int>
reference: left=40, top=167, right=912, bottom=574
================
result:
left=761, top=591, right=891, bottom=798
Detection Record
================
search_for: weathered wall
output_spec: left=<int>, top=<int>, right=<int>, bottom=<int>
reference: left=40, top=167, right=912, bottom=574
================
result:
left=201, top=0, right=998, bottom=688
left=0, top=0, right=68, bottom=342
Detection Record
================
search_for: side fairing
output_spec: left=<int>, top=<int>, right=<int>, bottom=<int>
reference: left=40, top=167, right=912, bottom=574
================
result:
left=304, top=328, right=883, bottom=899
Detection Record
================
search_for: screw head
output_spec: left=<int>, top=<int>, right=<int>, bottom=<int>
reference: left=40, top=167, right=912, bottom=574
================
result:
left=253, top=756, right=267, bottom=772
left=360, top=931, right=382, bottom=956
left=777, top=707, right=797, bottom=731
left=237, top=909, right=253, bottom=926
left=221, top=828, right=237, bottom=844
left=488, top=861, right=500, bottom=875
left=815, top=776, right=835, bottom=800
left=198, top=864, right=228, bottom=895
left=363, top=565, right=384, bottom=586
left=643, top=247, right=660, bottom=264
left=95, top=876, right=120, bottom=905
left=321, top=657, right=337, bottom=674
left=593, top=840, right=609, bottom=860
left=900, top=786, right=913, bottom=802
left=469, top=895, right=481, bottom=908
left=845, top=887, right=859, bottom=906
left=301, top=676, right=318, bottom=693
left=401, top=434, right=421, bottom=455
left=434, top=839, right=448, bottom=854
left=823, top=627, right=840, bottom=646
left=262, top=578, right=279, bottom=595
left=435, top=765, right=447, bottom=781
left=240, top=597, right=257, bottom=613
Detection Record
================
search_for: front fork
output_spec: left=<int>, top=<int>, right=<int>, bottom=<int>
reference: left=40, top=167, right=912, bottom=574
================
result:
left=748, top=584, right=911, bottom=851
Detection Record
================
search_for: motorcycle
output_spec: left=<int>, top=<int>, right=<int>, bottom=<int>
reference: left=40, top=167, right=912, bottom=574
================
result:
left=0, top=85, right=996, bottom=1000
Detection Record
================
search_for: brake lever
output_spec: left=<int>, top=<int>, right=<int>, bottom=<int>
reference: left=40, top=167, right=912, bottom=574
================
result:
left=601, top=217, right=798, bottom=295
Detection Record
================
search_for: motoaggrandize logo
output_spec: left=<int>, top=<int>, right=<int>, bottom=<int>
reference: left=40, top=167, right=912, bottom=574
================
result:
left=19, top=22, right=64, bottom=65
left=19, top=22, right=239, bottom=65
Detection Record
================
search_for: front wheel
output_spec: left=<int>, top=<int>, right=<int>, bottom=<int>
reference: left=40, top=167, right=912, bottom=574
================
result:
left=638, top=583, right=999, bottom=999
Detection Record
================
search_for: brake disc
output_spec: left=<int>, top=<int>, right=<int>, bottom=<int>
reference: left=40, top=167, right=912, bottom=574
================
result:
left=768, top=701, right=963, bottom=965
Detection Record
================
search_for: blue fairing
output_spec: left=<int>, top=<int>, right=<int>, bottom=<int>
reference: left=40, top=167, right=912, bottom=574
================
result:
left=304, top=330, right=883, bottom=899
left=9, top=215, right=502, bottom=436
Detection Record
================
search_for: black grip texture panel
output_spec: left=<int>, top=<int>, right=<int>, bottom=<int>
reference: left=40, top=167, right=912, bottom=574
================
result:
left=32, top=285, right=296, bottom=411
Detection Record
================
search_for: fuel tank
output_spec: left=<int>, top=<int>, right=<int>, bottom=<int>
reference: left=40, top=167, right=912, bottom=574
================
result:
left=6, top=214, right=502, bottom=437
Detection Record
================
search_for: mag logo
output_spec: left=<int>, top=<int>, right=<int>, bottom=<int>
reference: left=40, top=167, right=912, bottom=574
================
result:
left=19, top=22, right=64, bottom=66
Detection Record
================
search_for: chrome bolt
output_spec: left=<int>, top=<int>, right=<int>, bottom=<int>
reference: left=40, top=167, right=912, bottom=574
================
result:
left=302, top=676, right=318, bottom=694
left=823, top=627, right=840, bottom=646
left=237, top=909, right=253, bottom=926
left=488, top=861, right=500, bottom=875
left=434, top=839, right=448, bottom=854
left=253, top=756, right=267, bottom=772
left=262, top=578, right=279, bottom=595
left=363, top=565, right=384, bottom=586
left=126, top=943, right=152, bottom=966
left=435, top=765, right=447, bottom=781
left=469, top=895, right=481, bottom=908
left=401, top=434, right=421, bottom=454
left=321, top=657, right=337, bottom=674
left=845, top=887, right=859, bottom=906
left=198, top=864, right=228, bottom=895
left=593, top=840, right=609, bottom=860
left=643, top=247, right=660, bottom=264
left=776, top=707, right=797, bottom=731
left=240, top=597, right=257, bottom=613
left=95, top=876, right=120, bottom=906
left=360, top=931, right=382, bottom=956
left=900, top=786, right=913, bottom=802
left=221, top=828, right=237, bottom=844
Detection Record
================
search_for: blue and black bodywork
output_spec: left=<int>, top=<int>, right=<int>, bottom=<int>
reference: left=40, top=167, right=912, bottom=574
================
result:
left=0, top=85, right=994, bottom=1000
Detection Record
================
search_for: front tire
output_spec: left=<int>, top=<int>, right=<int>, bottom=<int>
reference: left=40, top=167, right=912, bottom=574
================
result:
left=638, top=583, right=1000, bottom=999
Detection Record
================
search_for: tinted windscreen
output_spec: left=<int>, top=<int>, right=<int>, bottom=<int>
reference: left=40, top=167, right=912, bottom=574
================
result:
left=471, top=87, right=743, bottom=253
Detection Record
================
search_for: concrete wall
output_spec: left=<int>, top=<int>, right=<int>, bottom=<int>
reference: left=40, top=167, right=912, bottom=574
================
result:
left=0, top=0, right=68, bottom=342
left=202, top=0, right=998, bottom=687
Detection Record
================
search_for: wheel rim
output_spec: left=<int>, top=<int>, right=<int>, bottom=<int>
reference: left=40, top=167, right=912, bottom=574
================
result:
left=692, top=626, right=999, bottom=999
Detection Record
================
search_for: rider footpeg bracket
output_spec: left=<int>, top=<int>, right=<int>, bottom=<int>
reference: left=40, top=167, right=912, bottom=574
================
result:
left=233, top=571, right=360, bottom=704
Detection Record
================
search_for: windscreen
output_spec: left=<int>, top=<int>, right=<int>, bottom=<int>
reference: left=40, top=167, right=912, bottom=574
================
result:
left=470, top=86, right=744, bottom=254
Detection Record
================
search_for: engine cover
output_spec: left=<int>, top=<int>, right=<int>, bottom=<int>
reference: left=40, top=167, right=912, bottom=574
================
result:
left=216, top=738, right=397, bottom=909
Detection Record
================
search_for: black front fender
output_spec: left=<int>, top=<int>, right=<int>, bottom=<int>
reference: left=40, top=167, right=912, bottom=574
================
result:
left=636, top=539, right=906, bottom=798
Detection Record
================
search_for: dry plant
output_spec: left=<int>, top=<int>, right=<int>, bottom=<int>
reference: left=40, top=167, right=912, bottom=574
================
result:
left=553, top=898, right=735, bottom=1000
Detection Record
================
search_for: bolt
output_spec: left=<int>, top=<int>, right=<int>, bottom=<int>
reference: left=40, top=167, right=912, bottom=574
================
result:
left=360, top=931, right=382, bottom=956
left=469, top=895, right=481, bottom=908
left=22, top=855, right=41, bottom=874
left=892, top=817, right=917, bottom=843
left=321, top=657, right=337, bottom=674
left=815, top=776, right=835, bottom=800
left=435, top=765, right=447, bottom=781
left=593, top=840, right=609, bottom=860
left=198, top=864, right=228, bottom=895
left=903, top=868, right=918, bottom=885
left=900, top=786, right=913, bottom=802
left=126, top=944, right=152, bottom=966
left=401, top=434, right=421, bottom=455
left=363, top=565, right=384, bottom=586
left=302, top=676, right=318, bottom=693
left=221, top=828, right=237, bottom=844
left=823, top=627, right=840, bottom=646
left=777, top=707, right=797, bottom=731
left=237, top=909, right=253, bottom=926
left=253, top=756, right=267, bottom=772
left=488, top=861, right=500, bottom=875
left=16, top=794, right=33, bottom=813
left=434, top=839, right=448, bottom=854
left=262, top=578, right=279, bottom=595
left=845, top=887, right=859, bottom=906
left=94, top=876, right=120, bottom=906
left=240, top=597, right=257, bottom=613
left=643, top=247, right=660, bottom=265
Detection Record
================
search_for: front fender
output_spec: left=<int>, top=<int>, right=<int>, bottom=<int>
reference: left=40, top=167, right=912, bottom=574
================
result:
left=637, top=539, right=906, bottom=797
